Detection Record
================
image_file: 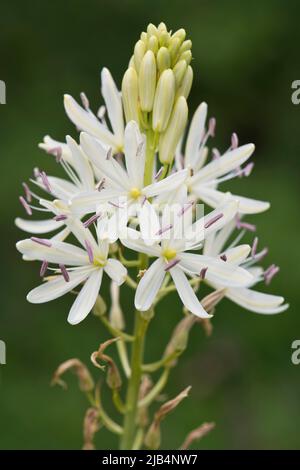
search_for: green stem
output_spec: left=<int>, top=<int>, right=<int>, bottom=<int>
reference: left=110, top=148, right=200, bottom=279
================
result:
left=120, top=309, right=149, bottom=449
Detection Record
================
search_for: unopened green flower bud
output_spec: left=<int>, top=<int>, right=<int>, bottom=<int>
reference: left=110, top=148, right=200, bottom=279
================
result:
left=180, top=50, right=192, bottom=65
left=139, top=50, right=157, bottom=112
left=148, top=35, right=158, bottom=54
left=109, top=281, right=125, bottom=330
left=157, top=47, right=171, bottom=73
left=159, top=96, right=188, bottom=164
left=93, top=295, right=107, bottom=317
left=158, top=30, right=170, bottom=47
left=122, top=67, right=140, bottom=124
left=134, top=40, right=146, bottom=72
left=177, top=65, right=193, bottom=99
left=152, top=69, right=175, bottom=132
left=173, top=59, right=187, bottom=87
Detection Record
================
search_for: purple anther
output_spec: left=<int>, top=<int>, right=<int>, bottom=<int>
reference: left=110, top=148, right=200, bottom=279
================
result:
left=156, top=224, right=173, bottom=236
left=53, top=214, right=68, bottom=222
left=108, top=201, right=123, bottom=209
left=59, top=264, right=70, bottom=282
left=251, top=236, right=258, bottom=258
left=200, top=267, right=208, bottom=279
left=47, top=146, right=62, bottom=162
left=236, top=217, right=256, bottom=232
left=80, top=92, right=90, bottom=110
left=22, top=182, right=32, bottom=202
left=264, top=264, right=280, bottom=285
left=40, top=260, right=48, bottom=277
left=204, top=213, right=223, bottom=229
left=255, top=247, right=269, bottom=261
left=231, top=132, right=239, bottom=149
left=178, top=201, right=194, bottom=216
left=243, top=162, right=254, bottom=177
left=85, top=240, right=94, bottom=263
left=136, top=141, right=144, bottom=157
left=106, top=148, right=113, bottom=160
left=141, top=195, right=147, bottom=206
left=208, top=117, right=216, bottom=137
left=164, top=258, right=180, bottom=271
left=154, top=167, right=163, bottom=180
left=33, top=167, right=40, bottom=178
left=96, top=178, right=105, bottom=191
left=83, top=213, right=101, bottom=228
left=220, top=254, right=227, bottom=262
left=19, top=196, right=32, bottom=216
left=31, top=237, right=52, bottom=247
left=40, top=171, right=52, bottom=193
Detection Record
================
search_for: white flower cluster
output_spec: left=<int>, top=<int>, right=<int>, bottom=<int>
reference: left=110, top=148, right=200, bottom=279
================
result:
left=16, top=23, right=288, bottom=325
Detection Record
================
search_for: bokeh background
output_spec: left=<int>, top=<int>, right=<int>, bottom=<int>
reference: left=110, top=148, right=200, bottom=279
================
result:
left=1, top=0, right=300, bottom=450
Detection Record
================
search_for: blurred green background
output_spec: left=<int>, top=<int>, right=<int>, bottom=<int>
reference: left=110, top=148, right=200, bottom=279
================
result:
left=1, top=0, right=300, bottom=450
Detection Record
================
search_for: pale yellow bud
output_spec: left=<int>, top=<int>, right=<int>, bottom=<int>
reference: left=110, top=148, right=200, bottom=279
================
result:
left=157, top=47, right=171, bottom=73
left=159, top=96, right=188, bottom=164
left=134, top=40, right=146, bottom=72
left=122, top=67, right=140, bottom=124
left=173, top=59, right=187, bottom=87
left=172, top=28, right=186, bottom=42
left=177, top=65, right=193, bottom=99
left=168, top=37, right=181, bottom=62
left=148, top=35, right=158, bottom=54
left=179, top=39, right=192, bottom=55
left=152, top=69, right=175, bottom=132
left=109, top=281, right=125, bottom=331
left=180, top=50, right=192, bottom=65
left=158, top=30, right=170, bottom=47
left=139, top=50, right=157, bottom=112
left=147, top=23, right=158, bottom=37
left=158, top=22, right=167, bottom=32
left=140, top=31, right=148, bottom=42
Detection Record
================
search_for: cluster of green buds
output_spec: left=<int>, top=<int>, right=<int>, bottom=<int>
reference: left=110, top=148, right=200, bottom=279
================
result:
left=122, top=22, right=193, bottom=164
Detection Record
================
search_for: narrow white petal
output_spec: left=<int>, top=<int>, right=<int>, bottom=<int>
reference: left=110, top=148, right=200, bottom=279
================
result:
left=101, top=68, right=124, bottom=146
left=135, top=258, right=165, bottom=311
left=179, top=252, right=253, bottom=287
left=185, top=102, right=207, bottom=169
left=27, top=268, right=92, bottom=303
left=226, top=287, right=289, bottom=314
left=191, top=143, right=255, bottom=184
left=204, top=219, right=236, bottom=256
left=64, top=94, right=117, bottom=149
left=124, top=121, right=146, bottom=187
left=70, top=189, right=124, bottom=215
left=15, top=218, right=64, bottom=234
left=223, top=244, right=251, bottom=265
left=170, top=266, right=211, bottom=318
left=232, top=194, right=270, bottom=214
left=68, top=269, right=103, bottom=324
left=144, top=169, right=188, bottom=198
left=104, top=258, right=127, bottom=285
left=16, top=239, right=89, bottom=265
left=137, top=199, right=160, bottom=245
left=66, top=136, right=94, bottom=190
left=120, top=229, right=161, bottom=257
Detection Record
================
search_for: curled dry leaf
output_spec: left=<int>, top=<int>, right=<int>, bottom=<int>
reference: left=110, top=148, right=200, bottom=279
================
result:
left=90, top=337, right=122, bottom=390
left=179, top=422, right=215, bottom=450
left=51, top=358, right=94, bottom=392
left=82, top=407, right=101, bottom=450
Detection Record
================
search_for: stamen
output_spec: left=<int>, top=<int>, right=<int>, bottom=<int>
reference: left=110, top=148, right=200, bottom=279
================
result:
left=136, top=141, right=144, bottom=157
left=177, top=201, right=194, bottom=216
left=40, top=260, right=48, bottom=277
left=33, top=167, right=40, bottom=178
left=97, top=105, right=106, bottom=120
left=108, top=201, right=124, bottom=209
left=47, top=146, right=62, bottom=162
left=85, top=240, right=94, bottom=263
left=231, top=132, right=239, bottom=149
left=19, top=196, right=32, bottom=216
left=156, top=224, right=173, bottom=236
left=200, top=267, right=208, bottom=279
left=80, top=92, right=90, bottom=110
left=220, top=254, right=227, bottom=262
left=212, top=148, right=221, bottom=160
left=96, top=178, right=105, bottom=191
left=31, top=237, right=52, bottom=247
left=53, top=214, right=68, bottom=221
left=106, top=148, right=113, bottom=160
left=236, top=217, right=256, bottom=232
left=154, top=167, right=163, bottom=180
left=22, top=182, right=32, bottom=202
left=236, top=162, right=254, bottom=178
left=39, top=171, right=52, bottom=193
left=84, top=213, right=101, bottom=228
left=251, top=237, right=258, bottom=258
left=204, top=213, right=223, bottom=229
left=141, top=195, right=147, bottom=206
left=164, top=258, right=180, bottom=271
left=264, top=264, right=279, bottom=285
left=59, top=264, right=70, bottom=282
